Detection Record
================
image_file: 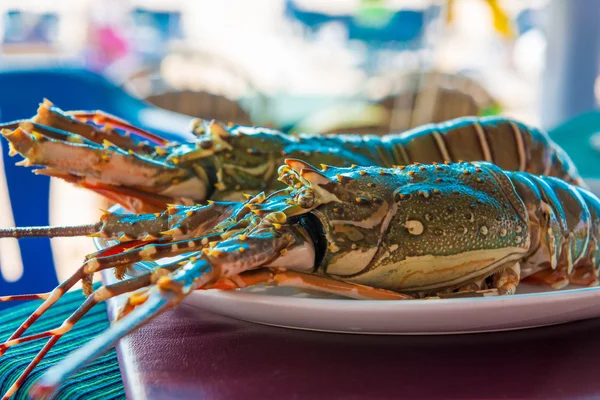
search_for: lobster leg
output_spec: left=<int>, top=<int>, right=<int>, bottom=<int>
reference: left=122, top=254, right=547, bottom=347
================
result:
left=523, top=265, right=599, bottom=288
left=430, top=263, right=521, bottom=298
left=30, top=258, right=219, bottom=399
left=2, top=124, right=210, bottom=212
left=269, top=271, right=414, bottom=300
left=0, top=122, right=177, bottom=213
left=522, top=268, right=570, bottom=289
left=33, top=101, right=160, bottom=152
left=0, top=260, right=186, bottom=352
left=1, top=121, right=100, bottom=149
left=432, top=289, right=499, bottom=299
left=569, top=265, right=599, bottom=287
left=0, top=256, right=196, bottom=400
left=35, top=169, right=184, bottom=213
left=210, top=268, right=414, bottom=300
left=491, top=262, right=521, bottom=295
left=67, top=110, right=169, bottom=146
left=26, top=198, right=235, bottom=245
left=1, top=277, right=150, bottom=399
left=0, top=236, right=214, bottom=358
left=2, top=127, right=189, bottom=191
left=204, top=268, right=276, bottom=290
left=25, top=213, right=309, bottom=396
left=0, top=293, right=51, bottom=302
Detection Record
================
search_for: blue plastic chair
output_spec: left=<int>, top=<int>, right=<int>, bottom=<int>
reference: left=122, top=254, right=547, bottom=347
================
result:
left=548, top=109, right=600, bottom=181
left=0, top=67, right=195, bottom=305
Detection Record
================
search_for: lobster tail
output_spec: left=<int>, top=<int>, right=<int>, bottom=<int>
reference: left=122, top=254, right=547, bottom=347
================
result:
left=508, top=171, right=600, bottom=287
left=381, top=117, right=585, bottom=188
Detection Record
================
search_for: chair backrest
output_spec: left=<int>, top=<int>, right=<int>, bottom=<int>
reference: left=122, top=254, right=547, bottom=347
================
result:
left=145, top=90, right=253, bottom=125
left=548, top=109, right=600, bottom=181
left=0, top=67, right=195, bottom=305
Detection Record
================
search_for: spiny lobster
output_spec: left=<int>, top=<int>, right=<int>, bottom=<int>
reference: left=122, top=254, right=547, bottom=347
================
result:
left=0, top=158, right=599, bottom=398
left=0, top=100, right=584, bottom=215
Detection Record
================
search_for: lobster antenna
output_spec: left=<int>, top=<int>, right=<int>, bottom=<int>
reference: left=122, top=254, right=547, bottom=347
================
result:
left=0, top=223, right=102, bottom=239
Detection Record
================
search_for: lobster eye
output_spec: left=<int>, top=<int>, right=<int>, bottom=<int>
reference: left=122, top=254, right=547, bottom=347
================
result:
left=295, top=189, right=315, bottom=208
left=291, top=213, right=326, bottom=270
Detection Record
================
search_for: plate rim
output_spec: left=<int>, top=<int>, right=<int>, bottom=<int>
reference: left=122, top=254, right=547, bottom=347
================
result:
left=187, top=282, right=600, bottom=308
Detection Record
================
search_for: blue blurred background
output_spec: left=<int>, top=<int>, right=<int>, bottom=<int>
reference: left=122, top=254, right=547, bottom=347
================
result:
left=0, top=0, right=599, bottom=304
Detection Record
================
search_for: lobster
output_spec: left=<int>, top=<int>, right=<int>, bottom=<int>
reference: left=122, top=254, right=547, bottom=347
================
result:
left=0, top=158, right=599, bottom=398
left=0, top=100, right=584, bottom=215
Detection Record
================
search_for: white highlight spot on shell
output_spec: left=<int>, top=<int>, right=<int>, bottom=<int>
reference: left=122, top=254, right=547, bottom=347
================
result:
left=500, top=228, right=507, bottom=237
left=515, top=236, right=523, bottom=244
left=480, top=226, right=488, bottom=235
left=405, top=220, right=424, bottom=235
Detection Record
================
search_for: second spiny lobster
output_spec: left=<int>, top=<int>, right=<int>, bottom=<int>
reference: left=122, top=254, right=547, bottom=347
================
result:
left=0, top=100, right=584, bottom=214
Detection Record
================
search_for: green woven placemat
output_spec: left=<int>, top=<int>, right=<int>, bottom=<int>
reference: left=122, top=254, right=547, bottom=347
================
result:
left=0, top=288, right=125, bottom=399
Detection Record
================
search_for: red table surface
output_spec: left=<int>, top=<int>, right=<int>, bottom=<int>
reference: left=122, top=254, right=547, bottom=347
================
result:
left=102, top=271, right=600, bottom=400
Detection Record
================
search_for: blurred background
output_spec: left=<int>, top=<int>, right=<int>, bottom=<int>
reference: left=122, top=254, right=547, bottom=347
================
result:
left=0, top=0, right=599, bottom=299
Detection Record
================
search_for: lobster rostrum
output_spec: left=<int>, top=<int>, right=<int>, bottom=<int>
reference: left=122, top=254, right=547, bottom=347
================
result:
left=1, top=158, right=599, bottom=398
left=0, top=100, right=584, bottom=214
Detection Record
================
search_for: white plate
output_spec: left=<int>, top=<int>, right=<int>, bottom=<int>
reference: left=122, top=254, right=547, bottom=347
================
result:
left=186, top=284, right=600, bottom=335
left=96, top=206, right=600, bottom=335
